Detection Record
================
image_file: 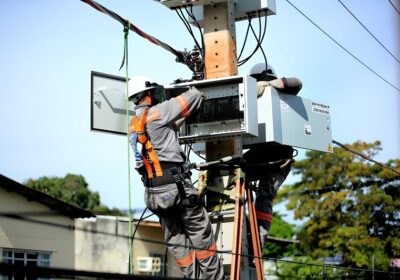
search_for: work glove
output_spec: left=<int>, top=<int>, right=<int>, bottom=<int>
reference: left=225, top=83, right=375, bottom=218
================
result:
left=256, top=77, right=303, bottom=98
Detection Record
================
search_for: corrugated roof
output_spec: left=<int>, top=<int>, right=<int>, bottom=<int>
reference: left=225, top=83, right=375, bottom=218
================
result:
left=0, top=174, right=95, bottom=219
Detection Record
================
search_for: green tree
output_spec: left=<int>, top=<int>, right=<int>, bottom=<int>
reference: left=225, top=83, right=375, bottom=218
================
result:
left=264, top=212, right=298, bottom=258
left=278, top=141, right=400, bottom=276
left=25, top=173, right=123, bottom=215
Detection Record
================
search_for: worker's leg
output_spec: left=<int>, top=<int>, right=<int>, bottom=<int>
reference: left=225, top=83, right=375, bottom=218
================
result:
left=145, top=183, right=195, bottom=278
left=255, top=165, right=292, bottom=247
left=180, top=180, right=225, bottom=280
left=160, top=214, right=196, bottom=278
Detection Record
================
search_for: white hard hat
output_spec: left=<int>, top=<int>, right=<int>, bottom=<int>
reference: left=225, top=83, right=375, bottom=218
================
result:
left=249, top=63, right=277, bottom=81
left=128, top=75, right=155, bottom=101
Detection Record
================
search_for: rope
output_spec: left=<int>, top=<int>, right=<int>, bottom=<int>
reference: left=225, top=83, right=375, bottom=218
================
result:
left=81, top=0, right=186, bottom=64
left=122, top=23, right=134, bottom=274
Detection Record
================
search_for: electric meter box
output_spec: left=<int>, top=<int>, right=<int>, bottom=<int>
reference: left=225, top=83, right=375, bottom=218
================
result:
left=243, top=87, right=333, bottom=153
left=165, top=75, right=258, bottom=143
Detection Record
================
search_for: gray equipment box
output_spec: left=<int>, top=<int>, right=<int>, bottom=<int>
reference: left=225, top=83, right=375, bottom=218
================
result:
left=187, top=0, right=276, bottom=26
left=165, top=75, right=259, bottom=143
left=243, top=87, right=333, bottom=153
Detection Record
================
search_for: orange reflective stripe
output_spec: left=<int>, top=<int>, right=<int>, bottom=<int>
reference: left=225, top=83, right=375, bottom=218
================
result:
left=146, top=109, right=160, bottom=123
left=175, top=95, right=189, bottom=117
left=195, top=244, right=217, bottom=260
left=176, top=251, right=195, bottom=267
left=256, top=212, right=272, bottom=222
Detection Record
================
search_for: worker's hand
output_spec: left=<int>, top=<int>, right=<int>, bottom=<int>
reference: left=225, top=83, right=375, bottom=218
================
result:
left=256, top=81, right=270, bottom=98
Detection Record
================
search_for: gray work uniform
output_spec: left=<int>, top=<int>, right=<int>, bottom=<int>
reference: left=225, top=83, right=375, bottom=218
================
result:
left=132, top=87, right=225, bottom=280
left=243, top=143, right=293, bottom=247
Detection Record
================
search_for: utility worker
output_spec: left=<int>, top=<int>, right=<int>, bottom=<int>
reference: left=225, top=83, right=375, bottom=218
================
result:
left=244, top=63, right=302, bottom=248
left=128, top=76, right=225, bottom=280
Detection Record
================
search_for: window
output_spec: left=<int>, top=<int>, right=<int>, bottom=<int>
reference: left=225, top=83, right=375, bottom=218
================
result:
left=2, top=249, right=51, bottom=280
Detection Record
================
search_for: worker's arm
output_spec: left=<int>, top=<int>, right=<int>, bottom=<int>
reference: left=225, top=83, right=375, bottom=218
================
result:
left=155, top=86, right=204, bottom=125
left=257, top=77, right=303, bottom=97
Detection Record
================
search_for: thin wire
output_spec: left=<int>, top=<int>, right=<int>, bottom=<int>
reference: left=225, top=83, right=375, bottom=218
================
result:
left=186, top=5, right=205, bottom=59
left=249, top=16, right=268, bottom=69
left=286, top=0, right=400, bottom=93
left=388, top=0, right=400, bottom=15
left=238, top=12, right=268, bottom=66
left=0, top=213, right=396, bottom=276
left=176, top=8, right=203, bottom=56
left=332, top=139, right=400, bottom=176
left=131, top=207, right=148, bottom=242
left=237, top=18, right=252, bottom=61
left=338, top=0, right=400, bottom=64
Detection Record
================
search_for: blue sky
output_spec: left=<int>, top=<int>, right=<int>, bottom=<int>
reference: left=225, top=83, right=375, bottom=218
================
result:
left=0, top=1, right=399, bottom=216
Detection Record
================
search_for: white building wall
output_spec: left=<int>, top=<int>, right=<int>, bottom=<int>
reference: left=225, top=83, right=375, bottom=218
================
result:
left=0, top=188, right=75, bottom=269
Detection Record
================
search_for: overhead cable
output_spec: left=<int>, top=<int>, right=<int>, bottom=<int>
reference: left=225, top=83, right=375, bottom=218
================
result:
left=286, top=0, right=400, bottom=93
left=0, top=261, right=182, bottom=280
left=338, top=0, right=400, bottom=64
left=388, top=0, right=400, bottom=16
left=332, top=139, right=400, bottom=176
left=238, top=11, right=268, bottom=66
left=81, top=0, right=189, bottom=67
left=0, top=213, right=397, bottom=277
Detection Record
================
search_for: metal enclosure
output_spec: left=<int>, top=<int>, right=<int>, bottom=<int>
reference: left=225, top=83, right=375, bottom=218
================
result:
left=187, top=0, right=276, bottom=27
left=243, top=87, right=333, bottom=153
left=90, top=71, right=133, bottom=135
left=159, top=0, right=276, bottom=23
left=165, top=75, right=258, bottom=143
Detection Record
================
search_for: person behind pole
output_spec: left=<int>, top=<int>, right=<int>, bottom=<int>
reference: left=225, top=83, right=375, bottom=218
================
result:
left=128, top=76, right=225, bottom=280
left=244, top=63, right=302, bottom=248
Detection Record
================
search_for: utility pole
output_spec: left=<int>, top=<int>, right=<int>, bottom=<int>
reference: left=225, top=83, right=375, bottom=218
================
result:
left=203, top=0, right=241, bottom=161
left=202, top=2, right=262, bottom=279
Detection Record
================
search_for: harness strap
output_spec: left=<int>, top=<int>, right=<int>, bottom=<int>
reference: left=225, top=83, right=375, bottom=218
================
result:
left=132, top=108, right=163, bottom=178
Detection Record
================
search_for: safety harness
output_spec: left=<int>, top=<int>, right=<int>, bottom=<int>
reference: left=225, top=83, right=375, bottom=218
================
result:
left=130, top=107, right=163, bottom=179
left=129, top=107, right=201, bottom=208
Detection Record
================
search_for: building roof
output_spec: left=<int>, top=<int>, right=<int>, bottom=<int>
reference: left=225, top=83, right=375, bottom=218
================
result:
left=0, top=174, right=95, bottom=219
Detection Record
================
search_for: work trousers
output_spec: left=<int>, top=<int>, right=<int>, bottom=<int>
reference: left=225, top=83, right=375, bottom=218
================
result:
left=254, top=165, right=291, bottom=247
left=144, top=179, right=225, bottom=279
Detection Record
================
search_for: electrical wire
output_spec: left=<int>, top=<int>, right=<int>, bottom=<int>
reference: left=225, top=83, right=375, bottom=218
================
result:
left=248, top=15, right=268, bottom=70
left=338, top=0, right=400, bottom=64
left=0, top=261, right=183, bottom=280
left=175, top=8, right=202, bottom=55
left=238, top=10, right=268, bottom=67
left=131, top=207, right=148, bottom=251
left=286, top=0, right=400, bottom=93
left=332, top=139, right=400, bottom=176
left=388, top=0, right=400, bottom=15
left=0, top=213, right=397, bottom=277
left=81, top=0, right=192, bottom=70
left=237, top=18, right=252, bottom=62
left=185, top=5, right=205, bottom=58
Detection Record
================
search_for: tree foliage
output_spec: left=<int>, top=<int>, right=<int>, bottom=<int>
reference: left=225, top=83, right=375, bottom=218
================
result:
left=265, top=212, right=298, bottom=258
left=278, top=141, right=400, bottom=273
left=25, top=173, right=123, bottom=215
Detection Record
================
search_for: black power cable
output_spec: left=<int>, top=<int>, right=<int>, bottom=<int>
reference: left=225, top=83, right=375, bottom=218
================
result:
left=338, top=0, right=400, bottom=64
left=388, top=0, right=400, bottom=16
left=286, top=0, right=400, bottom=93
left=0, top=213, right=397, bottom=277
left=238, top=10, right=268, bottom=66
